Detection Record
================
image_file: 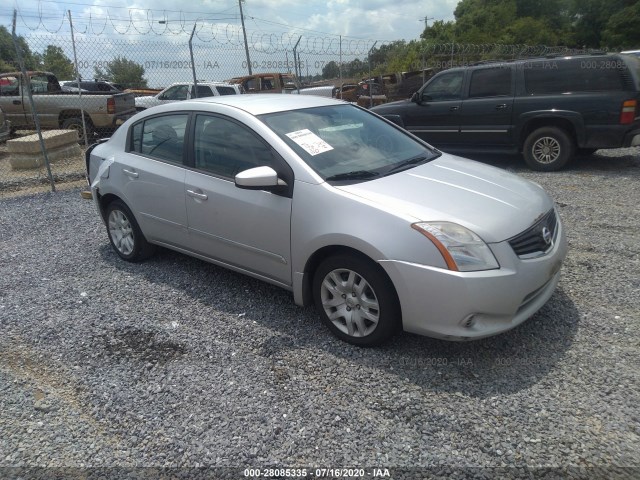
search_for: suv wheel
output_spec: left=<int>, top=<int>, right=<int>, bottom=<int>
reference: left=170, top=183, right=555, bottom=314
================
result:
left=312, top=254, right=400, bottom=346
left=523, top=127, right=574, bottom=171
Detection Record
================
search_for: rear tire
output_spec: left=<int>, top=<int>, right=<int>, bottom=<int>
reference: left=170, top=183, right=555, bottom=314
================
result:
left=312, top=254, right=401, bottom=346
left=523, top=127, right=574, bottom=171
left=105, top=200, right=155, bottom=262
left=62, top=117, right=94, bottom=145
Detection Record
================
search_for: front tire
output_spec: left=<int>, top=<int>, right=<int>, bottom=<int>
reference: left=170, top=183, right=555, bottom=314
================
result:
left=105, top=200, right=155, bottom=262
left=523, top=126, right=574, bottom=171
left=313, top=254, right=400, bottom=346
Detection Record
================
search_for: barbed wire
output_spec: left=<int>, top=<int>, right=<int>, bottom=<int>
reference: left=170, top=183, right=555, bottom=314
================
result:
left=6, top=7, right=600, bottom=59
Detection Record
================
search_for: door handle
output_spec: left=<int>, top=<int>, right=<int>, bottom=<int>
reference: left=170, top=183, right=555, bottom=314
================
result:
left=13, top=100, right=21, bottom=105
left=495, top=104, right=507, bottom=110
left=122, top=169, right=139, bottom=178
left=187, top=189, right=208, bottom=200
left=449, top=106, right=459, bottom=111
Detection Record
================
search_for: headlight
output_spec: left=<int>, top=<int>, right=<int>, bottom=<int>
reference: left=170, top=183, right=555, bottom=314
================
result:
left=411, top=222, right=499, bottom=272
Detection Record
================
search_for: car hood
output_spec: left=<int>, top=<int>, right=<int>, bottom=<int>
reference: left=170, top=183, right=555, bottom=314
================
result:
left=370, top=99, right=411, bottom=112
left=334, top=155, right=554, bottom=243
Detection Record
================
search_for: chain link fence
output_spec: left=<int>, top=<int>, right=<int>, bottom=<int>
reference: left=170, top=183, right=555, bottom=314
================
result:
left=0, top=15, right=596, bottom=198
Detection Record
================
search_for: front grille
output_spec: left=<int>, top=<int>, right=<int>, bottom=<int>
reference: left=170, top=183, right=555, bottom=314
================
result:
left=508, top=209, right=558, bottom=257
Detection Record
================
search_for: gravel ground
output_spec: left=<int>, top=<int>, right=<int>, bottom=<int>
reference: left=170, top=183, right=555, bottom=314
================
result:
left=0, top=149, right=639, bottom=479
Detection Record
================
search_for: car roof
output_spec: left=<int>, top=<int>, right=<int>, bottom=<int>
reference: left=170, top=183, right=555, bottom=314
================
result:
left=180, top=94, right=346, bottom=116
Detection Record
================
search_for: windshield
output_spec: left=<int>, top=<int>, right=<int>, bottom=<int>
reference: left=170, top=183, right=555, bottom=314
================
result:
left=259, top=104, right=438, bottom=182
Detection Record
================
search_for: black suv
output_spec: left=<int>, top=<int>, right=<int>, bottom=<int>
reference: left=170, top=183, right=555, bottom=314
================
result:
left=371, top=54, right=640, bottom=170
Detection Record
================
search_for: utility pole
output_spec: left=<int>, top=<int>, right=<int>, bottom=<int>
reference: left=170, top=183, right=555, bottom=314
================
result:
left=239, top=0, right=252, bottom=74
left=422, top=16, right=434, bottom=36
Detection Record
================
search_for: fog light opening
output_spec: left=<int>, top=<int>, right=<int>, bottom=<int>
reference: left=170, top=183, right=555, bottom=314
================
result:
left=463, top=314, right=476, bottom=329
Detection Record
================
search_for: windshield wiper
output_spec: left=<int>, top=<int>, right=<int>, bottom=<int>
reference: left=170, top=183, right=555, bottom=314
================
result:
left=385, top=155, right=429, bottom=175
left=325, top=170, right=380, bottom=181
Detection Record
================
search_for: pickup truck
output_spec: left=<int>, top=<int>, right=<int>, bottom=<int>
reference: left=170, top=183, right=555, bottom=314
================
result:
left=0, top=71, right=136, bottom=143
left=135, top=82, right=242, bottom=111
left=227, top=73, right=335, bottom=97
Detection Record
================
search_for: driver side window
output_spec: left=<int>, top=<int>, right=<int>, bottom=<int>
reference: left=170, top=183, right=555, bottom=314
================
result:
left=193, top=115, right=275, bottom=179
left=422, top=72, right=464, bottom=101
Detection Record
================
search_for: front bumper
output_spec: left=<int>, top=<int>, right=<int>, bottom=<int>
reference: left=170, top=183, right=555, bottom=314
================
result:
left=380, top=215, right=568, bottom=340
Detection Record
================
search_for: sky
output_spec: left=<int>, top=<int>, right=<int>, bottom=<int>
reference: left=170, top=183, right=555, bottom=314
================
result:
left=3, top=0, right=459, bottom=42
left=1, top=0, right=460, bottom=85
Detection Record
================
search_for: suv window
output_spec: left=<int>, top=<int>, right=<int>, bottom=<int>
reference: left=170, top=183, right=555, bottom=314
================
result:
left=469, top=67, right=512, bottom=97
left=524, top=58, right=624, bottom=94
left=193, top=114, right=275, bottom=178
left=216, top=86, right=237, bottom=96
left=422, top=71, right=464, bottom=101
left=191, top=85, right=214, bottom=97
left=130, top=114, right=188, bottom=164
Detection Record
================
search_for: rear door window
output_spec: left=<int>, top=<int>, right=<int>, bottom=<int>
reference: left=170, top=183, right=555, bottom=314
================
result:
left=469, top=67, right=512, bottom=97
left=130, top=114, right=189, bottom=164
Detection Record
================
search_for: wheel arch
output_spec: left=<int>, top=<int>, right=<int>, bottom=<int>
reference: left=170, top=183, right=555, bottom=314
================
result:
left=299, top=245, right=400, bottom=310
left=97, top=192, right=124, bottom=223
left=59, top=110, right=94, bottom=127
left=518, top=114, right=583, bottom=151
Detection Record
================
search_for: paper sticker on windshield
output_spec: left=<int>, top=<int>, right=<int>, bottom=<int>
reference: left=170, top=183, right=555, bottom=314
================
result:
left=285, top=129, right=333, bottom=156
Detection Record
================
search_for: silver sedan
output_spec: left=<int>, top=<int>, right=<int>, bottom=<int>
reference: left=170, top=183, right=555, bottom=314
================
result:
left=86, top=95, right=567, bottom=346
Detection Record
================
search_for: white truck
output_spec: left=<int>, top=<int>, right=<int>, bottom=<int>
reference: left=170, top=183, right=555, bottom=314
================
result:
left=135, top=82, right=243, bottom=111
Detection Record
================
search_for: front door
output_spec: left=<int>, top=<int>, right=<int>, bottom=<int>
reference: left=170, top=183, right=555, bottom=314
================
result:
left=403, top=70, right=464, bottom=147
left=184, top=114, right=292, bottom=285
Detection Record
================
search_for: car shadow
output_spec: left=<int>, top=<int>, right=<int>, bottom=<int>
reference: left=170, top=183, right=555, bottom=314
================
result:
left=98, top=243, right=580, bottom=399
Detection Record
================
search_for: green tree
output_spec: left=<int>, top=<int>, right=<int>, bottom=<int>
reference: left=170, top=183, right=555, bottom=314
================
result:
left=500, top=17, right=560, bottom=45
left=601, top=1, right=640, bottom=49
left=0, top=25, right=39, bottom=72
left=41, top=45, right=74, bottom=79
left=453, top=0, right=518, bottom=44
left=321, top=60, right=340, bottom=79
left=568, top=0, right=628, bottom=47
left=421, top=20, right=456, bottom=43
left=94, top=56, right=148, bottom=89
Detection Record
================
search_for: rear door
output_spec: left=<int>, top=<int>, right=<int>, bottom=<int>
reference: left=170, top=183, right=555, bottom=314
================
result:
left=458, top=66, right=515, bottom=146
left=117, top=112, right=189, bottom=248
left=402, top=70, right=464, bottom=146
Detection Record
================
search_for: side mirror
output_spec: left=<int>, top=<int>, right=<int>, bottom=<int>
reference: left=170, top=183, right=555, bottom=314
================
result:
left=411, top=91, right=421, bottom=104
left=235, top=166, right=287, bottom=191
